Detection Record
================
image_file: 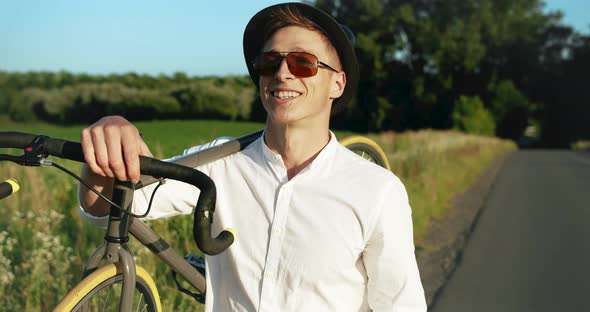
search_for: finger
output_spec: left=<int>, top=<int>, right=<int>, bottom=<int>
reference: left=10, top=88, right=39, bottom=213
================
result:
left=90, top=126, right=118, bottom=178
left=121, top=131, right=142, bottom=183
left=81, top=127, right=107, bottom=177
left=135, top=135, right=155, bottom=174
left=104, top=125, right=129, bottom=181
left=137, top=138, right=161, bottom=179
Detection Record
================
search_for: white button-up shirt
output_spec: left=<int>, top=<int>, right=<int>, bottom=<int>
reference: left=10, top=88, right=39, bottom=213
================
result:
left=81, top=132, right=426, bottom=311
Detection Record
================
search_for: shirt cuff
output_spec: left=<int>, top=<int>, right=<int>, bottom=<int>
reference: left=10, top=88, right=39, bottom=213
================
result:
left=78, top=204, right=109, bottom=229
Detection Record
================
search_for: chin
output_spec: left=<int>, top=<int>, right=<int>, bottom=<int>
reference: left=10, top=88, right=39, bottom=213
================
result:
left=267, top=114, right=292, bottom=126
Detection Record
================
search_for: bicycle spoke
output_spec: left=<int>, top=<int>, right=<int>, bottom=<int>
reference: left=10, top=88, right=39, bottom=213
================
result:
left=360, top=151, right=370, bottom=161
left=136, top=292, right=145, bottom=312
left=357, top=151, right=376, bottom=163
left=100, top=287, right=113, bottom=311
left=70, top=274, right=157, bottom=312
left=340, top=136, right=392, bottom=170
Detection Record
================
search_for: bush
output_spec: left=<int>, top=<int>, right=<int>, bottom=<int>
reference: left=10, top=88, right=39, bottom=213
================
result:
left=490, top=80, right=529, bottom=122
left=169, top=79, right=255, bottom=121
left=452, top=95, right=496, bottom=136
left=22, top=83, right=182, bottom=124
left=1, top=72, right=258, bottom=124
left=489, top=80, right=531, bottom=140
left=7, top=90, right=38, bottom=122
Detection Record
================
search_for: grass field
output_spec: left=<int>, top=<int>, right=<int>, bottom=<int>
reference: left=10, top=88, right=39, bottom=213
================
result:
left=0, top=119, right=515, bottom=310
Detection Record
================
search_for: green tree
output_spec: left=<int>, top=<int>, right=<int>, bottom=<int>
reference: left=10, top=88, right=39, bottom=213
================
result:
left=452, top=95, right=496, bottom=136
left=313, top=0, right=564, bottom=134
left=488, top=80, right=531, bottom=140
left=490, top=80, right=530, bottom=122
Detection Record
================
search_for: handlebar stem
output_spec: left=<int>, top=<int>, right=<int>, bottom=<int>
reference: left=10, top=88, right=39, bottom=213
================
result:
left=104, top=181, right=135, bottom=249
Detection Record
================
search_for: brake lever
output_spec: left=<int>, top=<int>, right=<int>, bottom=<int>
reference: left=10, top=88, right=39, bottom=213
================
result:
left=24, top=135, right=50, bottom=165
left=0, top=135, right=50, bottom=167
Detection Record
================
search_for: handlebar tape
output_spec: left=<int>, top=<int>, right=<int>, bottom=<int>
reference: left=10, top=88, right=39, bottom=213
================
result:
left=0, top=178, right=20, bottom=201
left=138, top=157, right=234, bottom=255
left=0, top=131, right=234, bottom=255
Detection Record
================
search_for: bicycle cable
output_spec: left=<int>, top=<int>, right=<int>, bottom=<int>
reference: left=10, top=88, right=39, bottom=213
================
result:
left=1, top=134, right=164, bottom=218
left=46, top=159, right=162, bottom=219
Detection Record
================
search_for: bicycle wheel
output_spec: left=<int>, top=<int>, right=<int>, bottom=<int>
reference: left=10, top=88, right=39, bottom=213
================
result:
left=55, top=264, right=161, bottom=312
left=339, top=135, right=392, bottom=171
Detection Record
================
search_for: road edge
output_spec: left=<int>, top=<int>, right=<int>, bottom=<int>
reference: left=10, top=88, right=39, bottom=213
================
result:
left=415, top=151, right=513, bottom=308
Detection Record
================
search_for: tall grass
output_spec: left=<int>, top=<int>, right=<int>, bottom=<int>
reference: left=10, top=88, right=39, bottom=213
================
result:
left=0, top=120, right=515, bottom=310
left=369, top=130, right=516, bottom=240
left=0, top=161, right=97, bottom=310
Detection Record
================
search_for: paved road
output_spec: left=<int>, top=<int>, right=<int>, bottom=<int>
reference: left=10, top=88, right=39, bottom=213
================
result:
left=430, top=150, right=590, bottom=312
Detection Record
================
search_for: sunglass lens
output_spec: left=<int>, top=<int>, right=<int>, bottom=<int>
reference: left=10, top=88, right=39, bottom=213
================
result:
left=286, top=52, right=317, bottom=77
left=254, top=52, right=319, bottom=77
left=254, top=52, right=282, bottom=76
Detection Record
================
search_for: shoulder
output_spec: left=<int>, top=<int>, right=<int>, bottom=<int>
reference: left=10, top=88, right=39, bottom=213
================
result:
left=164, top=136, right=252, bottom=174
left=199, top=136, right=262, bottom=173
left=181, top=136, right=236, bottom=155
left=334, top=143, right=409, bottom=199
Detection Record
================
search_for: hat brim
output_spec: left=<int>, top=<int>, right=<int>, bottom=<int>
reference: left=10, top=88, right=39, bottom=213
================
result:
left=243, top=2, right=358, bottom=106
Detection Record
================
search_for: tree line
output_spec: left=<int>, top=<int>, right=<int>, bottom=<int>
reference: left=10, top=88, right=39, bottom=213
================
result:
left=1, top=0, right=588, bottom=147
left=317, top=0, right=589, bottom=146
left=0, top=72, right=255, bottom=124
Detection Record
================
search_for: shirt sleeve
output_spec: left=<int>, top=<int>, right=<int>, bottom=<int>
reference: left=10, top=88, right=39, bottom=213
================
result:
left=363, top=177, right=427, bottom=311
left=78, top=136, right=234, bottom=228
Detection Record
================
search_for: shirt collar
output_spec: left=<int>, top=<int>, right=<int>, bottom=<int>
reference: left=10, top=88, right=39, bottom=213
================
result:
left=256, top=131, right=339, bottom=181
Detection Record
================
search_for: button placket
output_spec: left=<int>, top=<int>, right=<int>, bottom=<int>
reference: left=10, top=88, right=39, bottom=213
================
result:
left=258, top=182, right=292, bottom=311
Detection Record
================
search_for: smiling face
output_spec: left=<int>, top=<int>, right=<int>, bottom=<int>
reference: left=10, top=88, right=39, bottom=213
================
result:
left=259, top=26, right=346, bottom=129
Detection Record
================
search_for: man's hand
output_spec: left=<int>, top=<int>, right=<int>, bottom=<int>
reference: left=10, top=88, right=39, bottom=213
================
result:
left=81, top=115, right=153, bottom=184
left=79, top=116, right=154, bottom=217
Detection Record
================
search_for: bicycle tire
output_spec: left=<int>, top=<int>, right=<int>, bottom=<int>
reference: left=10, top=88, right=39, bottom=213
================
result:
left=339, top=136, right=392, bottom=171
left=54, top=264, right=161, bottom=312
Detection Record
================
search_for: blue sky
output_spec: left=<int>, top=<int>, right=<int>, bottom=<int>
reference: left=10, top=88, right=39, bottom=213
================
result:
left=1, top=0, right=588, bottom=77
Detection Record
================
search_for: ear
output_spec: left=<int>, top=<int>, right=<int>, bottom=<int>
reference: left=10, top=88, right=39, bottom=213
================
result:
left=329, top=71, right=346, bottom=99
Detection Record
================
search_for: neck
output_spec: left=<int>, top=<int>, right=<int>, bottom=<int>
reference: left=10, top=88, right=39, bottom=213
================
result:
left=264, top=121, right=330, bottom=180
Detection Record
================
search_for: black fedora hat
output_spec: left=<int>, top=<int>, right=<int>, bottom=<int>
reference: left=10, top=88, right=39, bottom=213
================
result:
left=243, top=2, right=358, bottom=106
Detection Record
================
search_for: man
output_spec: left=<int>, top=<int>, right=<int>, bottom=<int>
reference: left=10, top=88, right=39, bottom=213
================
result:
left=79, top=3, right=426, bottom=311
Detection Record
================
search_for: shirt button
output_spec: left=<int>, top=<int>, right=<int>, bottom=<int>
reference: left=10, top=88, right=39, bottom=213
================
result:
left=273, top=227, right=282, bottom=235
left=264, top=271, right=274, bottom=279
left=282, top=185, right=291, bottom=194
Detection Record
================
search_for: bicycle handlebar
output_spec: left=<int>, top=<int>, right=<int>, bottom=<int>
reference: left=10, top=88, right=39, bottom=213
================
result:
left=0, top=131, right=234, bottom=255
left=0, top=178, right=20, bottom=200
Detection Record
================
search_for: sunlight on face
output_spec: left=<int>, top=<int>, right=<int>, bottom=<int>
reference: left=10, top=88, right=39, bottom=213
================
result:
left=259, top=26, right=344, bottom=128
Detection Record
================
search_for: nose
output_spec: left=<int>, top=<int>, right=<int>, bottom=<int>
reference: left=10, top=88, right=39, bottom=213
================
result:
left=275, top=57, right=295, bottom=81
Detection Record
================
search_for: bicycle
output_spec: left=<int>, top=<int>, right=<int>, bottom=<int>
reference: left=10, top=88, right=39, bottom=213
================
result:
left=339, top=135, right=391, bottom=170
left=0, top=129, right=391, bottom=311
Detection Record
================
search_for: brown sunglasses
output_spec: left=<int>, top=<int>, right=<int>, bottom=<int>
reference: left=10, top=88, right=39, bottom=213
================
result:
left=253, top=51, right=339, bottom=77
